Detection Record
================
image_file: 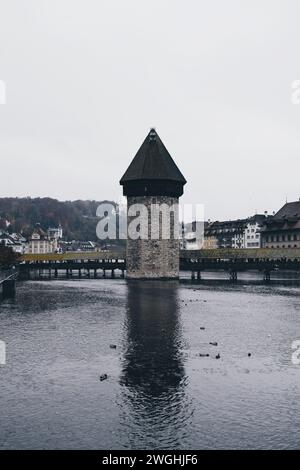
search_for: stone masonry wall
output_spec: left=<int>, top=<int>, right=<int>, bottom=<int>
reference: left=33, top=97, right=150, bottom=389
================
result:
left=126, top=196, right=180, bottom=279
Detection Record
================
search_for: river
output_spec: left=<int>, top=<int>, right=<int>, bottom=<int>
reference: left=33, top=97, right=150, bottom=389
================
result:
left=0, top=278, right=300, bottom=449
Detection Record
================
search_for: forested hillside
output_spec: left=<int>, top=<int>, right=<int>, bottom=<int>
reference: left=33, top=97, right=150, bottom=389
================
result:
left=0, top=197, right=115, bottom=241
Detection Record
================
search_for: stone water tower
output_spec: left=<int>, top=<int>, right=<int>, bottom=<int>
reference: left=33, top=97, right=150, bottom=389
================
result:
left=120, top=129, right=186, bottom=279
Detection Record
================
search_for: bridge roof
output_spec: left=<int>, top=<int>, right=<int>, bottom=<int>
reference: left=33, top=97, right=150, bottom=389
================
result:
left=120, top=129, right=186, bottom=184
left=20, top=248, right=300, bottom=263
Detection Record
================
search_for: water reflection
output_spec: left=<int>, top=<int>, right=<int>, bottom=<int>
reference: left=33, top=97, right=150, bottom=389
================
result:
left=119, top=281, right=191, bottom=449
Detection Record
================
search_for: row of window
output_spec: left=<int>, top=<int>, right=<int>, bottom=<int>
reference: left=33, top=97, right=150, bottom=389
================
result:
left=264, top=233, right=300, bottom=242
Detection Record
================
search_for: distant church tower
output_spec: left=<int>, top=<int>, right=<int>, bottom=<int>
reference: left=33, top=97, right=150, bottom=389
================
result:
left=120, top=129, right=186, bottom=279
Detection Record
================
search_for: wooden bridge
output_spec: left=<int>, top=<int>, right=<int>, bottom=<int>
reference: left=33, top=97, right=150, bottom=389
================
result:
left=18, top=248, right=300, bottom=282
left=180, top=248, right=300, bottom=281
left=19, top=250, right=126, bottom=280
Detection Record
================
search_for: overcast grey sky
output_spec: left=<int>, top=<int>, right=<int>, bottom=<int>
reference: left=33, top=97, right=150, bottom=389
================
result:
left=0, top=0, right=299, bottom=220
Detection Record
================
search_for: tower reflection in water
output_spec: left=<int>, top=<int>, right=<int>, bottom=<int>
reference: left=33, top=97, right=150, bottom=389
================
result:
left=119, top=281, right=191, bottom=449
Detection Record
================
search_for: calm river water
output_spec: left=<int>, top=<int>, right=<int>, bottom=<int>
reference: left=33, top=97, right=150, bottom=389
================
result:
left=0, top=278, right=300, bottom=449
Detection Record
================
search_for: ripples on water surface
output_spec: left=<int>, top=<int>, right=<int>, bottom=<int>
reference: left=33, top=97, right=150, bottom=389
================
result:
left=0, top=279, right=300, bottom=449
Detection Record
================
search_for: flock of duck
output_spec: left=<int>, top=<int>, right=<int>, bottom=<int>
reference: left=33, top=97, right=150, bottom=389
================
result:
left=99, top=293, right=252, bottom=381
left=182, top=292, right=252, bottom=361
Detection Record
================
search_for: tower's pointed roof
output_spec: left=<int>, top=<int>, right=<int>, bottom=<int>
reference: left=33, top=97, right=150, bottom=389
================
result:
left=120, top=129, right=186, bottom=184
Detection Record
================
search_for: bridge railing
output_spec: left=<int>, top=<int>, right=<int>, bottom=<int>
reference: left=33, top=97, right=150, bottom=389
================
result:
left=0, top=268, right=18, bottom=284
